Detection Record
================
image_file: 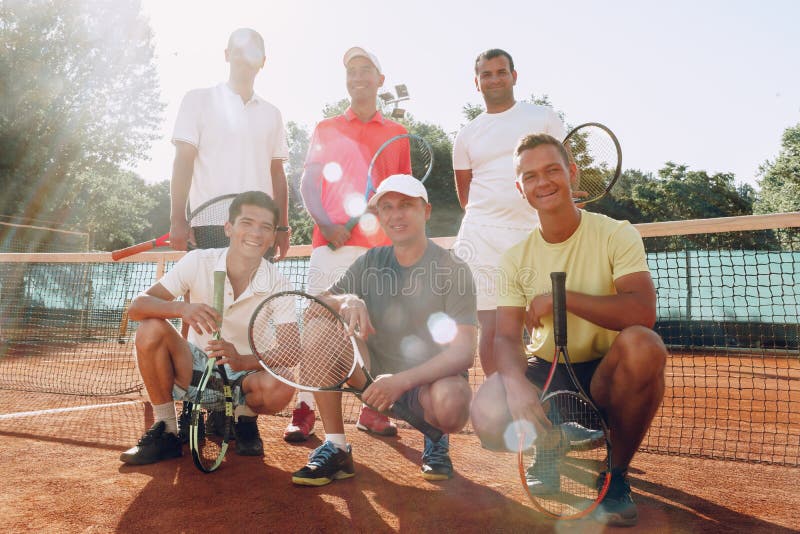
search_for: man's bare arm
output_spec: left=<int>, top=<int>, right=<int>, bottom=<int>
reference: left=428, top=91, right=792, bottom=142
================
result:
left=169, top=142, right=198, bottom=251
left=454, top=169, right=473, bottom=210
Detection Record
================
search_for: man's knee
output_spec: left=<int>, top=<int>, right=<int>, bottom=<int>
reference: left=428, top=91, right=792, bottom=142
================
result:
left=134, top=318, right=173, bottom=354
left=615, top=326, right=667, bottom=375
left=469, top=374, right=512, bottom=450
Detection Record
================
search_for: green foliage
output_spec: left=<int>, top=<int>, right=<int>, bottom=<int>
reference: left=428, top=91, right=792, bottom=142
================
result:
left=0, top=0, right=163, bottom=227
left=322, top=99, right=350, bottom=119
left=755, top=123, right=800, bottom=215
left=285, top=121, right=314, bottom=245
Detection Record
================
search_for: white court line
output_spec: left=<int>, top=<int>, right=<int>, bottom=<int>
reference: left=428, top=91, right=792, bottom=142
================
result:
left=0, top=400, right=141, bottom=420
left=42, top=358, right=123, bottom=363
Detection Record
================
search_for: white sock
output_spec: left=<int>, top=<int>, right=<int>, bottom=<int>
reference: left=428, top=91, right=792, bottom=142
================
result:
left=235, top=404, right=257, bottom=420
left=153, top=402, right=177, bottom=435
left=325, top=433, right=347, bottom=450
left=296, top=391, right=315, bottom=410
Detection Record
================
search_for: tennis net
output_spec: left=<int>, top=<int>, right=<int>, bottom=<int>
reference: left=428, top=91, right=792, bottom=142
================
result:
left=0, top=213, right=798, bottom=465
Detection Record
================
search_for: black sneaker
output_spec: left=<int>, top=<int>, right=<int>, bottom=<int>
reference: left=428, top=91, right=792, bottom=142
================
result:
left=177, top=402, right=200, bottom=444
left=421, top=434, right=453, bottom=480
left=207, top=410, right=232, bottom=440
left=120, top=421, right=182, bottom=465
left=292, top=441, right=355, bottom=486
left=234, top=415, right=263, bottom=456
left=593, top=468, right=638, bottom=527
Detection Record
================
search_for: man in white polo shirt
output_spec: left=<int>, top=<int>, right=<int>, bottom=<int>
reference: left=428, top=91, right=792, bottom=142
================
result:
left=120, top=192, right=296, bottom=465
left=169, top=28, right=291, bottom=259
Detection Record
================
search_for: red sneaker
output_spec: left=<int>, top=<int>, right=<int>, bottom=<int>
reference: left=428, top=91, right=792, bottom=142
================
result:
left=283, top=402, right=316, bottom=442
left=356, top=405, right=398, bottom=437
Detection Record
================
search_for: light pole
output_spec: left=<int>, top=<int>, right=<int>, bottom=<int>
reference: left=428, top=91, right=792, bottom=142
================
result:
left=379, top=84, right=410, bottom=119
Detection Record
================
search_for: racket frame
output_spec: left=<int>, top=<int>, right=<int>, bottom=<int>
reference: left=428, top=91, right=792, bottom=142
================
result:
left=517, top=271, right=612, bottom=519
left=331, top=133, right=434, bottom=249
left=248, top=290, right=443, bottom=441
left=189, top=270, right=234, bottom=473
left=111, top=193, right=239, bottom=260
left=563, top=122, right=622, bottom=205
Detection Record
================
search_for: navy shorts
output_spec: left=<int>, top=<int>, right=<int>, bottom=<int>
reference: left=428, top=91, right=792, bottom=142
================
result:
left=525, top=356, right=601, bottom=403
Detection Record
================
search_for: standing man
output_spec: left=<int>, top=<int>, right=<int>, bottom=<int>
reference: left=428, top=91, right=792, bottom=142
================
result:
left=470, top=135, right=667, bottom=527
left=120, top=192, right=296, bottom=465
left=169, top=28, right=291, bottom=257
left=285, top=46, right=411, bottom=442
left=292, top=175, right=476, bottom=485
left=452, top=49, right=566, bottom=377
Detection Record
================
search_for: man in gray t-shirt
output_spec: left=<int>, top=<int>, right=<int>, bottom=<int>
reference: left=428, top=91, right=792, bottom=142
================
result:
left=291, top=175, right=477, bottom=487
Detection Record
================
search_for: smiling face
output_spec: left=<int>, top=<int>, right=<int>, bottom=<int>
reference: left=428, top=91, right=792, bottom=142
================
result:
left=374, top=192, right=430, bottom=246
left=224, top=204, right=276, bottom=260
left=346, top=56, right=384, bottom=106
left=515, top=144, right=578, bottom=214
left=474, top=55, right=517, bottom=109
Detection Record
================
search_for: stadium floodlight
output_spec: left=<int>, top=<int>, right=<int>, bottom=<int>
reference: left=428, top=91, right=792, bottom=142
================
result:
left=391, top=108, right=406, bottom=119
left=395, top=84, right=409, bottom=99
left=379, top=92, right=395, bottom=103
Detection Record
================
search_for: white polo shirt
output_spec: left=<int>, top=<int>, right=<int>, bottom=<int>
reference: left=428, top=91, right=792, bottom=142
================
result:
left=158, top=248, right=293, bottom=360
left=172, top=83, right=289, bottom=217
left=452, top=101, right=565, bottom=229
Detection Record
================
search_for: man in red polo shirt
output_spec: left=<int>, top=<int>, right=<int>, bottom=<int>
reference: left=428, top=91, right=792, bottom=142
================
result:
left=283, top=46, right=411, bottom=442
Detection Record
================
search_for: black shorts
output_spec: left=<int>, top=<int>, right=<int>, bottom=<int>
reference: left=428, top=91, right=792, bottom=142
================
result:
left=393, top=373, right=468, bottom=437
left=525, top=356, right=601, bottom=404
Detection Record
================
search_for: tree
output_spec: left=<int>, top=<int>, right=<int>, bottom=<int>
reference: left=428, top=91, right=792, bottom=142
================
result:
left=755, top=123, right=800, bottom=215
left=285, top=121, right=314, bottom=245
left=0, top=0, right=163, bottom=226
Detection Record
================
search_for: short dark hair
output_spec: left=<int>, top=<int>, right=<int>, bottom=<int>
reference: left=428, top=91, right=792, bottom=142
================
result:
left=514, top=133, right=571, bottom=173
left=228, top=191, right=279, bottom=225
left=474, top=49, right=515, bottom=74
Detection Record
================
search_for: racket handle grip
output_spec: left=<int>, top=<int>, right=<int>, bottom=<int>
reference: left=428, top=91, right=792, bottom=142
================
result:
left=326, top=218, right=360, bottom=250
left=551, top=272, right=567, bottom=346
left=390, top=402, right=443, bottom=442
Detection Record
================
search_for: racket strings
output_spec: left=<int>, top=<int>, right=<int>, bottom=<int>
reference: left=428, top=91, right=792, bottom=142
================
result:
left=250, top=294, right=355, bottom=390
left=566, top=126, right=619, bottom=199
left=525, top=390, right=610, bottom=517
left=409, top=136, right=433, bottom=183
left=189, top=197, right=234, bottom=227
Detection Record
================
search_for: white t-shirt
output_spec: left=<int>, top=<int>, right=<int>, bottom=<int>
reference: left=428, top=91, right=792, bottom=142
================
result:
left=452, top=101, right=565, bottom=229
left=158, top=248, right=293, bottom=360
left=172, top=83, right=289, bottom=217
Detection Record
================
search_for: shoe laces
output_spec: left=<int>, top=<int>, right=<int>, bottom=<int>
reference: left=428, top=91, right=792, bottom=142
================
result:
left=291, top=404, right=312, bottom=425
left=139, top=421, right=165, bottom=445
left=309, top=441, right=343, bottom=466
left=422, top=435, right=450, bottom=465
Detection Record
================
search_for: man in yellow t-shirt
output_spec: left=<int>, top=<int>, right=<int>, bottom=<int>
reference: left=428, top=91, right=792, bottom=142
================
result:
left=470, top=133, right=667, bottom=528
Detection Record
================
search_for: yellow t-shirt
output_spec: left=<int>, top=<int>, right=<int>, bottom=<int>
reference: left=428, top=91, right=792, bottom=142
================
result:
left=498, top=211, right=650, bottom=363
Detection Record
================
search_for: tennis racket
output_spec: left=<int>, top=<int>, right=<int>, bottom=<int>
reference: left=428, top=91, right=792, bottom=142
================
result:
left=247, top=290, right=443, bottom=442
left=563, top=123, right=622, bottom=204
left=329, top=133, right=433, bottom=250
left=517, top=272, right=611, bottom=519
left=189, top=270, right=234, bottom=473
left=111, top=194, right=237, bottom=260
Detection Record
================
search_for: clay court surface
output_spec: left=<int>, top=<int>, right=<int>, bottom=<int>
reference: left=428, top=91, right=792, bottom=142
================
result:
left=0, top=388, right=798, bottom=533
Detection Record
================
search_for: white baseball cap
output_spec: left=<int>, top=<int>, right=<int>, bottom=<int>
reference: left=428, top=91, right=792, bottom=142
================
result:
left=368, top=174, right=428, bottom=207
left=343, top=46, right=382, bottom=74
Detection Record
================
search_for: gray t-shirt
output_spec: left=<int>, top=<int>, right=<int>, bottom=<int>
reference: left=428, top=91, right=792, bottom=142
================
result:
left=330, top=240, right=477, bottom=375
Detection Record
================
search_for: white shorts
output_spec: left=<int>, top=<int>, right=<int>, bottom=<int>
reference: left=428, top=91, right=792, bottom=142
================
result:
left=453, top=220, right=532, bottom=311
left=306, top=245, right=369, bottom=295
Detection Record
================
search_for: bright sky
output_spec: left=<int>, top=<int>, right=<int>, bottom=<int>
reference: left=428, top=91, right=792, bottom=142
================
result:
left=135, top=0, right=800, bottom=189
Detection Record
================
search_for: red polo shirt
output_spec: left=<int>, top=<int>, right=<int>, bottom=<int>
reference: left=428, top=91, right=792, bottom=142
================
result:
left=305, top=108, right=411, bottom=249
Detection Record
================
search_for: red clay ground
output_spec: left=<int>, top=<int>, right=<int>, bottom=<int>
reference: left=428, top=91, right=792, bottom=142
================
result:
left=0, top=393, right=797, bottom=533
